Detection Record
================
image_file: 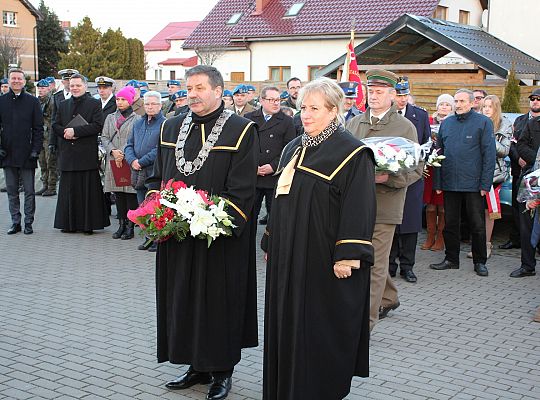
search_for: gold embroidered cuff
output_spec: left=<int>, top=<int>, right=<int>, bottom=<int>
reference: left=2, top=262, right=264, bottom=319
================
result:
left=224, top=198, right=247, bottom=221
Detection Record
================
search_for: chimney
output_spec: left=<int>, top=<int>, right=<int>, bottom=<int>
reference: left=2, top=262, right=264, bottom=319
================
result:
left=253, top=0, right=271, bottom=15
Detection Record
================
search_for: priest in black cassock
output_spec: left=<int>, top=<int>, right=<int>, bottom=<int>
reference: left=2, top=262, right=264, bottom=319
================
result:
left=146, top=65, right=259, bottom=400
left=261, top=78, right=376, bottom=400
left=52, top=74, right=109, bottom=233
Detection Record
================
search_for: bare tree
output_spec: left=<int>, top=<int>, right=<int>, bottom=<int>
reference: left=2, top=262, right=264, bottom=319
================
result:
left=194, top=47, right=225, bottom=66
left=0, top=30, right=24, bottom=77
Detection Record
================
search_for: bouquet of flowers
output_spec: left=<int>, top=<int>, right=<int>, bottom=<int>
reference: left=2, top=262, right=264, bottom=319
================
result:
left=423, top=148, right=446, bottom=177
left=362, top=137, right=429, bottom=175
left=517, top=168, right=540, bottom=203
left=127, top=179, right=235, bottom=247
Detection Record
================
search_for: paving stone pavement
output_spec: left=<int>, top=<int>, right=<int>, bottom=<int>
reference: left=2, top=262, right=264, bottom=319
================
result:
left=1, top=192, right=539, bottom=400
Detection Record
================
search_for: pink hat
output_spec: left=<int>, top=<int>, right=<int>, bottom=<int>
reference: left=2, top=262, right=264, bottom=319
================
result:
left=116, top=86, right=136, bottom=105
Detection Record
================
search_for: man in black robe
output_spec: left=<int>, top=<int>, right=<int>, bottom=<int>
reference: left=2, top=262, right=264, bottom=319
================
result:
left=146, top=65, right=259, bottom=400
left=52, top=74, right=109, bottom=233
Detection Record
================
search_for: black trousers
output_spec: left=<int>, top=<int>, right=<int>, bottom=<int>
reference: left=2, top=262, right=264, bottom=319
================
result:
left=509, top=175, right=521, bottom=245
left=114, top=192, right=138, bottom=220
left=253, top=187, right=274, bottom=221
left=518, top=201, right=536, bottom=271
left=389, top=229, right=418, bottom=273
left=443, top=191, right=487, bottom=264
left=4, top=167, right=36, bottom=225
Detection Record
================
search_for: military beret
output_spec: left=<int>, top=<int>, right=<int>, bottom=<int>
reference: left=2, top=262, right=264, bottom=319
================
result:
left=246, top=85, right=256, bottom=92
left=171, top=90, right=187, bottom=101
left=233, top=84, right=248, bottom=95
left=58, top=69, right=79, bottom=79
left=125, top=79, right=142, bottom=88
left=139, top=81, right=149, bottom=89
left=167, top=80, right=181, bottom=87
left=45, top=77, right=56, bottom=84
left=223, top=89, right=233, bottom=97
left=338, top=81, right=359, bottom=98
left=95, top=76, right=115, bottom=87
left=0, top=78, right=8, bottom=85
left=366, top=69, right=398, bottom=88
left=395, top=76, right=410, bottom=96
left=280, top=90, right=289, bottom=99
left=36, top=79, right=50, bottom=87
left=140, top=89, right=148, bottom=96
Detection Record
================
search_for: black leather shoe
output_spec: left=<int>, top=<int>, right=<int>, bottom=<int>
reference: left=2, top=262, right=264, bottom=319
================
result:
left=259, top=215, right=268, bottom=225
left=41, top=189, right=56, bottom=197
left=165, top=368, right=212, bottom=390
left=7, top=223, right=21, bottom=235
left=148, top=242, right=158, bottom=252
left=403, top=270, right=417, bottom=283
left=509, top=267, right=536, bottom=278
left=498, top=240, right=520, bottom=250
left=474, top=263, right=488, bottom=277
left=379, top=301, right=400, bottom=320
left=138, top=238, right=153, bottom=250
left=389, top=269, right=397, bottom=278
left=207, top=377, right=232, bottom=400
left=429, top=259, right=459, bottom=270
left=24, top=224, right=33, bottom=235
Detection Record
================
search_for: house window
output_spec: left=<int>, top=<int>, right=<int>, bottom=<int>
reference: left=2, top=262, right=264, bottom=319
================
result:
left=308, top=65, right=324, bottom=81
left=3, top=11, right=17, bottom=26
left=170, top=71, right=176, bottom=80
left=231, top=72, right=245, bottom=82
left=284, top=3, right=305, bottom=17
left=227, top=13, right=242, bottom=25
left=155, top=70, right=162, bottom=81
left=459, top=10, right=470, bottom=25
left=433, top=6, right=447, bottom=20
left=269, top=66, right=291, bottom=82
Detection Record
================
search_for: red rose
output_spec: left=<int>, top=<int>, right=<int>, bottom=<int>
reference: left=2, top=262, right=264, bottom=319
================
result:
left=196, top=189, right=214, bottom=205
left=172, top=180, right=187, bottom=191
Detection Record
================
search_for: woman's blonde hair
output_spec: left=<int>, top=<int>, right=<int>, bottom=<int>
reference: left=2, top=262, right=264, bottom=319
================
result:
left=297, top=77, right=345, bottom=125
left=483, top=95, right=502, bottom=132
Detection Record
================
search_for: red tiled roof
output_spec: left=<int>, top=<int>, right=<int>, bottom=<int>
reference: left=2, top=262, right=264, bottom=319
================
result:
left=145, top=21, right=200, bottom=51
left=158, top=56, right=199, bottom=67
left=183, top=0, right=440, bottom=49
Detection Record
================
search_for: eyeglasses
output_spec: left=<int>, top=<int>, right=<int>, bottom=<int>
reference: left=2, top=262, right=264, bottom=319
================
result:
left=530, top=96, right=540, bottom=102
left=263, top=98, right=281, bottom=104
left=474, top=96, right=485, bottom=100
left=144, top=103, right=161, bottom=106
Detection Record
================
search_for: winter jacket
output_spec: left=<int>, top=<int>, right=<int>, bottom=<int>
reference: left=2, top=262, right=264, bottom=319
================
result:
left=492, top=116, right=512, bottom=184
left=124, top=112, right=166, bottom=170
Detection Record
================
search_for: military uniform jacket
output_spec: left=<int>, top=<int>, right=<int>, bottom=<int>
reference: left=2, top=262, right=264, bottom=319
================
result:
left=52, top=93, right=104, bottom=171
left=101, top=95, right=117, bottom=118
left=245, top=108, right=297, bottom=189
left=226, top=103, right=256, bottom=117
left=39, top=93, right=54, bottom=141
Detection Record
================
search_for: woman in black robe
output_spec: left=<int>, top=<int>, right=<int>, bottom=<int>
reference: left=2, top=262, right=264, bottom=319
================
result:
left=261, top=78, right=376, bottom=400
left=52, top=74, right=109, bottom=233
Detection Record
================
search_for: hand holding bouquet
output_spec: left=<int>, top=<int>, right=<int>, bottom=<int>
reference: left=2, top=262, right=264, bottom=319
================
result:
left=128, top=179, right=235, bottom=247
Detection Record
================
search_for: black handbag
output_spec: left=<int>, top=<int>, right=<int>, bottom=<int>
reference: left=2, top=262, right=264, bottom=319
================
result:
left=131, top=168, right=147, bottom=190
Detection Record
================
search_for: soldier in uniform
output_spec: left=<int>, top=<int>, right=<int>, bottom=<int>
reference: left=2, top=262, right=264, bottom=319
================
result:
left=162, top=79, right=181, bottom=115
left=246, top=84, right=260, bottom=108
left=339, top=81, right=362, bottom=121
left=95, top=76, right=117, bottom=116
left=148, top=65, right=258, bottom=400
left=125, top=80, right=145, bottom=116
left=227, top=84, right=255, bottom=117
left=388, top=77, right=431, bottom=283
left=45, top=77, right=56, bottom=93
left=222, top=89, right=233, bottom=108
left=36, top=79, right=57, bottom=196
left=1, top=78, right=10, bottom=95
left=166, top=90, right=189, bottom=118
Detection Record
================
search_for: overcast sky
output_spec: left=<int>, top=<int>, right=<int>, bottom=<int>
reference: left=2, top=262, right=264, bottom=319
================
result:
left=29, top=0, right=219, bottom=44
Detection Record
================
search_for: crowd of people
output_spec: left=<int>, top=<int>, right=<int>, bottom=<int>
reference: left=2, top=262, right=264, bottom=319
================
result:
left=0, top=64, right=539, bottom=400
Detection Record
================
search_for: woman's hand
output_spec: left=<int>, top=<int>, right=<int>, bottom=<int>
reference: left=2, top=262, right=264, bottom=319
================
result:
left=333, top=263, right=352, bottom=279
left=111, top=149, right=124, bottom=161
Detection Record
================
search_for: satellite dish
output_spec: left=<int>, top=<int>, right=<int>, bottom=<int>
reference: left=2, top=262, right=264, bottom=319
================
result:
left=481, top=10, right=489, bottom=29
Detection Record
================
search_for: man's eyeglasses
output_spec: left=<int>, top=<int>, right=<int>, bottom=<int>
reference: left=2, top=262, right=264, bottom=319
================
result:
left=263, top=98, right=281, bottom=104
left=530, top=96, right=540, bottom=102
left=474, top=96, right=485, bottom=100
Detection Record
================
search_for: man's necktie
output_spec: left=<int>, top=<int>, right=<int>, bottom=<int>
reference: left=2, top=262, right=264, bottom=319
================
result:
left=398, top=110, right=403, bottom=115
left=265, top=114, right=271, bottom=121
left=371, top=116, right=379, bottom=125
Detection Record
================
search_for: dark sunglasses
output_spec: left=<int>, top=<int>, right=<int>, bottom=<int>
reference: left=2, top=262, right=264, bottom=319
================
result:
left=529, top=96, right=540, bottom=102
left=474, top=96, right=485, bottom=100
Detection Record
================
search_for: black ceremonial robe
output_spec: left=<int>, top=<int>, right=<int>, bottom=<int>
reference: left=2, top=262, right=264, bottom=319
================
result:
left=261, top=127, right=376, bottom=400
left=146, top=103, right=259, bottom=371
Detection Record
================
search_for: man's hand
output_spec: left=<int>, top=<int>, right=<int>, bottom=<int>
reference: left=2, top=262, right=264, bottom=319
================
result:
left=375, top=173, right=389, bottom=183
left=519, top=157, right=527, bottom=168
left=480, top=190, right=488, bottom=197
left=63, top=128, right=75, bottom=140
left=436, top=190, right=442, bottom=195
left=333, top=263, right=352, bottom=279
left=258, top=164, right=274, bottom=176
left=131, top=159, right=142, bottom=171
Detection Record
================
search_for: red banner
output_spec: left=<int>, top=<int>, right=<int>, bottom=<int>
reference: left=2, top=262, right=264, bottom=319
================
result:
left=346, top=41, right=364, bottom=111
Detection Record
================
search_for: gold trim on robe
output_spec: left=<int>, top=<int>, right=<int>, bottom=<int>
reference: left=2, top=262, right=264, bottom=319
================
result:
left=296, top=145, right=367, bottom=181
left=336, top=239, right=373, bottom=246
left=211, top=121, right=255, bottom=151
left=223, top=198, right=248, bottom=221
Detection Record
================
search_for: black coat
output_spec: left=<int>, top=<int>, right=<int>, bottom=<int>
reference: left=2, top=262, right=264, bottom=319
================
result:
left=245, top=108, right=297, bottom=189
left=102, top=95, right=117, bottom=118
left=510, top=113, right=530, bottom=177
left=0, top=89, right=44, bottom=168
left=399, top=105, right=431, bottom=233
left=517, top=116, right=540, bottom=171
left=52, top=93, right=104, bottom=171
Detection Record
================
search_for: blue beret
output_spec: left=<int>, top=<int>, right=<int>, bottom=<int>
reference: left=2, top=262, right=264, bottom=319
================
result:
left=232, top=84, right=248, bottom=95
left=395, top=76, right=410, bottom=95
left=45, top=77, right=56, bottom=84
left=223, top=89, right=233, bottom=97
left=37, top=79, right=50, bottom=87
left=246, top=85, right=256, bottom=92
left=0, top=78, right=8, bottom=85
left=125, top=79, right=141, bottom=88
left=171, top=90, right=187, bottom=101
left=139, top=81, right=149, bottom=88
left=167, top=80, right=181, bottom=87
left=280, top=90, right=289, bottom=99
left=140, top=89, right=148, bottom=96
